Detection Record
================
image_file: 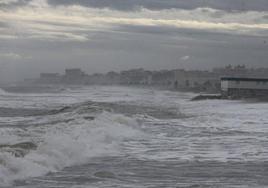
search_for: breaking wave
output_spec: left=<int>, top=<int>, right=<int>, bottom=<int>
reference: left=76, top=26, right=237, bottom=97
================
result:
left=0, top=110, right=142, bottom=186
left=0, top=95, right=183, bottom=185
left=49, top=100, right=184, bottom=119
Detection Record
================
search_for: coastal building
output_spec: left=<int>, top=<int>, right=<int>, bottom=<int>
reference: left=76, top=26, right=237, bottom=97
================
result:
left=213, top=65, right=268, bottom=78
left=213, top=65, right=249, bottom=77
left=65, top=69, right=85, bottom=77
left=120, top=69, right=151, bottom=85
left=105, top=71, right=120, bottom=85
left=87, top=73, right=106, bottom=85
left=39, top=73, right=61, bottom=84
left=174, top=69, right=219, bottom=92
left=63, top=68, right=87, bottom=84
left=221, top=77, right=268, bottom=98
left=151, top=70, right=175, bottom=87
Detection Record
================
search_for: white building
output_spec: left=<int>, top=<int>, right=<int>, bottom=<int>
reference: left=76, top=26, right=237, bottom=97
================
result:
left=221, top=77, right=268, bottom=98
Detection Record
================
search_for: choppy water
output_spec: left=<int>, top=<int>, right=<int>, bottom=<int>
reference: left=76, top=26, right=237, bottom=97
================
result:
left=0, top=86, right=268, bottom=188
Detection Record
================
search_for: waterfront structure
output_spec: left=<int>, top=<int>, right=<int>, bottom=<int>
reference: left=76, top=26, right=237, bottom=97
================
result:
left=120, top=69, right=152, bottom=85
left=32, top=66, right=268, bottom=93
left=105, top=71, right=120, bottom=85
left=213, top=65, right=268, bottom=78
left=174, top=69, right=219, bottom=92
left=221, top=77, right=268, bottom=98
left=151, top=70, right=175, bottom=87
left=39, top=73, right=61, bottom=84
left=65, top=69, right=85, bottom=77
left=63, top=68, right=87, bottom=84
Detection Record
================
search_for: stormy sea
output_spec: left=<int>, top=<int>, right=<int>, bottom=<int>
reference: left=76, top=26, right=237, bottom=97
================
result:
left=0, top=86, right=268, bottom=188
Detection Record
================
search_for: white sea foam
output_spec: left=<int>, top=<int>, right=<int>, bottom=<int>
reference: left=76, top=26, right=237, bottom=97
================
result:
left=1, top=86, right=268, bottom=186
left=0, top=111, right=142, bottom=186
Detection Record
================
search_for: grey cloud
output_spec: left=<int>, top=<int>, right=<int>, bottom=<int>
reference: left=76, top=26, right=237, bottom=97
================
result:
left=1, top=26, right=267, bottom=78
left=47, top=0, right=268, bottom=11
left=1, top=1, right=267, bottom=42
left=0, top=0, right=30, bottom=8
left=112, top=24, right=268, bottom=45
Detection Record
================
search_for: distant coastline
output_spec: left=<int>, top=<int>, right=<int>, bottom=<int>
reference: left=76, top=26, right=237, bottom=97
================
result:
left=18, top=65, right=268, bottom=94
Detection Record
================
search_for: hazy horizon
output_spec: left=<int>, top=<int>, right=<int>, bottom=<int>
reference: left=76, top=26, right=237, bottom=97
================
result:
left=1, top=0, right=268, bottom=83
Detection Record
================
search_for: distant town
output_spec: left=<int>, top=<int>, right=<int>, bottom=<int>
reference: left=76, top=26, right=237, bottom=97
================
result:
left=0, top=64, right=267, bottom=100
left=25, top=65, right=268, bottom=98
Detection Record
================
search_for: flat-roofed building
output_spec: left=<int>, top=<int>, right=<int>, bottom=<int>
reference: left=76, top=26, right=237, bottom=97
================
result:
left=39, top=73, right=61, bottom=84
left=174, top=69, right=219, bottom=92
left=65, top=69, right=84, bottom=77
left=64, top=68, right=86, bottom=84
left=221, top=77, right=268, bottom=98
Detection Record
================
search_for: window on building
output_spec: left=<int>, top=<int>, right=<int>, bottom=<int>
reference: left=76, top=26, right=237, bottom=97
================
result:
left=236, top=81, right=240, bottom=84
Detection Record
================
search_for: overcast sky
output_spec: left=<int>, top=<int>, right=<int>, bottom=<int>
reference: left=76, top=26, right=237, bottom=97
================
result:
left=0, top=0, right=268, bottom=82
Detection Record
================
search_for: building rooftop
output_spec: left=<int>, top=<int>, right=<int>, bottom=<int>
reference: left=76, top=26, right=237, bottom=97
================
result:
left=221, top=77, right=268, bottom=82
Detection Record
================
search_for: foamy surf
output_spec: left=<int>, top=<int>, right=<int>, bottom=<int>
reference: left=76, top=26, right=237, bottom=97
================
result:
left=0, top=111, right=142, bottom=186
left=1, top=86, right=268, bottom=187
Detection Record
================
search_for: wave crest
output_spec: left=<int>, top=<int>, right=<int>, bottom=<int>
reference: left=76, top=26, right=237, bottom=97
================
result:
left=0, top=111, right=142, bottom=186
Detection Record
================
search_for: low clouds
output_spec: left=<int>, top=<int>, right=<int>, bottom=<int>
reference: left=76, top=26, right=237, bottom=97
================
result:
left=47, top=0, right=268, bottom=12
left=0, top=0, right=29, bottom=7
left=0, top=0, right=268, bottom=43
left=0, top=52, right=31, bottom=59
left=0, top=0, right=18, bottom=5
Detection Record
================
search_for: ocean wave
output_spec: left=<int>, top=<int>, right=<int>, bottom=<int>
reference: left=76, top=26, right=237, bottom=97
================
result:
left=0, top=142, right=37, bottom=157
left=0, top=86, right=66, bottom=94
left=0, top=107, right=52, bottom=118
left=0, top=111, right=143, bottom=186
left=0, top=101, right=103, bottom=118
left=53, top=100, right=184, bottom=119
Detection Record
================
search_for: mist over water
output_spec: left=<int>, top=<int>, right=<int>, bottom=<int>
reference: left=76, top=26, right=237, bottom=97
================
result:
left=0, top=86, right=268, bottom=187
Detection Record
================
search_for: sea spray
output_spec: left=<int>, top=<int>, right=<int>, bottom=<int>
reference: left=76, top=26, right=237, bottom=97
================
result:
left=0, top=111, right=143, bottom=186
